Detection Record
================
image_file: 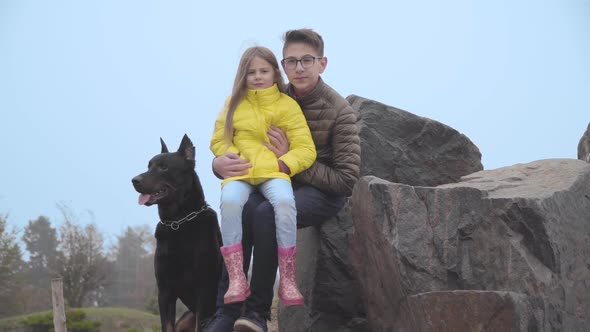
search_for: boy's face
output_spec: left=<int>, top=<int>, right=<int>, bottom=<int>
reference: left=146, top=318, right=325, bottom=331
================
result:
left=282, top=42, right=327, bottom=96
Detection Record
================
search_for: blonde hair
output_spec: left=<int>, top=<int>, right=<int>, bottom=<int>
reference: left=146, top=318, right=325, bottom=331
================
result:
left=224, top=46, right=287, bottom=144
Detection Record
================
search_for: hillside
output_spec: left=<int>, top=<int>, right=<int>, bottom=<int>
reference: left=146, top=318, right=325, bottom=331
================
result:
left=0, top=307, right=160, bottom=332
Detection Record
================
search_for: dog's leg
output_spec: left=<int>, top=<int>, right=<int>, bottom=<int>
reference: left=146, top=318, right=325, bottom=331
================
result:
left=194, top=280, right=218, bottom=332
left=159, top=293, right=177, bottom=332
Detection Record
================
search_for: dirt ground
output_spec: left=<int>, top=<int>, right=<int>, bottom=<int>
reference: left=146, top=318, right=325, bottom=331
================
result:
left=268, top=299, right=279, bottom=332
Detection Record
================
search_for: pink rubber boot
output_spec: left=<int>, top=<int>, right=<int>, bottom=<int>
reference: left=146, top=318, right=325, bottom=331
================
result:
left=220, top=242, right=250, bottom=304
left=277, top=246, right=304, bottom=306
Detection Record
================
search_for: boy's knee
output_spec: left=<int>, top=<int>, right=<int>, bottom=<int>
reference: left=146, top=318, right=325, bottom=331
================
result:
left=252, top=201, right=275, bottom=221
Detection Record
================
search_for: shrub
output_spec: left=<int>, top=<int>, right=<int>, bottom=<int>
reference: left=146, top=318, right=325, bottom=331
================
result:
left=67, top=319, right=100, bottom=332
left=65, top=310, right=86, bottom=323
left=21, top=312, right=52, bottom=331
left=144, top=291, right=159, bottom=315
left=21, top=309, right=100, bottom=332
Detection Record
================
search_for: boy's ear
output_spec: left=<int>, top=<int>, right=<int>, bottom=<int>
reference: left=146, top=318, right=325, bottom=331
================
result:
left=319, top=56, right=328, bottom=74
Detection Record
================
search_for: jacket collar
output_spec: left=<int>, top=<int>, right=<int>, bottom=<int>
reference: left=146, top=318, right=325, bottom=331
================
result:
left=288, top=77, right=326, bottom=106
left=246, top=83, right=281, bottom=106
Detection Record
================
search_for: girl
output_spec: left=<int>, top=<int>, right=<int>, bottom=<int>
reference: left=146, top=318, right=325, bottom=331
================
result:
left=210, top=46, right=316, bottom=306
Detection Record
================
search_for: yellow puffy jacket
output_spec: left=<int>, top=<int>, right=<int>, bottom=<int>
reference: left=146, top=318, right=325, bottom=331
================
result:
left=210, top=84, right=316, bottom=187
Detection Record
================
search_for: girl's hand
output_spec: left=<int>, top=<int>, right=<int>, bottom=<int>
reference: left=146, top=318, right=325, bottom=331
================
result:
left=264, top=126, right=289, bottom=157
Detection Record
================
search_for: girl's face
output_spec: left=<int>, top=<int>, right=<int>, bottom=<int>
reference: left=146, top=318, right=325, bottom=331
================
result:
left=246, top=56, right=275, bottom=90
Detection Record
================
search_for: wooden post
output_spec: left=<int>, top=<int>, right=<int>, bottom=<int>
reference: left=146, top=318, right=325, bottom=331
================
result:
left=51, top=277, right=67, bottom=332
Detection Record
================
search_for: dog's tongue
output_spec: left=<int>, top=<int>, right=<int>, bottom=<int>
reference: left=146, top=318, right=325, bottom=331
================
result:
left=138, top=194, right=151, bottom=205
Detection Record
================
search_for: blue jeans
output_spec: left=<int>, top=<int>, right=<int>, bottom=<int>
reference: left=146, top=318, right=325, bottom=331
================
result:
left=215, top=183, right=346, bottom=319
left=220, top=178, right=297, bottom=248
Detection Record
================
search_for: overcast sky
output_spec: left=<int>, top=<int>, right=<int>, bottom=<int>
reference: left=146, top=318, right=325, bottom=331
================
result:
left=1, top=0, right=588, bottom=245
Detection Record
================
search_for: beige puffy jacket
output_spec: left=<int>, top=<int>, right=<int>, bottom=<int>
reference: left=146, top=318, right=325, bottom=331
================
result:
left=288, top=78, right=361, bottom=196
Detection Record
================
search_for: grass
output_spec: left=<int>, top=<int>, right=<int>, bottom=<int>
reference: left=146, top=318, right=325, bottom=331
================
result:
left=0, top=307, right=160, bottom=332
left=0, top=311, right=41, bottom=332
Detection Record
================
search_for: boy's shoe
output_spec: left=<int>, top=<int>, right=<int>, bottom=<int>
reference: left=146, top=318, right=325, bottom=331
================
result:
left=233, top=310, right=268, bottom=332
left=202, top=310, right=238, bottom=332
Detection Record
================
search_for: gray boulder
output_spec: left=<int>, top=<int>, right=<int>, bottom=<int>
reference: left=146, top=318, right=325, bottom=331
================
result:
left=349, top=95, right=483, bottom=186
left=279, top=95, right=483, bottom=331
left=278, top=209, right=368, bottom=332
left=578, top=122, right=590, bottom=162
left=350, top=159, right=590, bottom=331
left=279, top=95, right=589, bottom=331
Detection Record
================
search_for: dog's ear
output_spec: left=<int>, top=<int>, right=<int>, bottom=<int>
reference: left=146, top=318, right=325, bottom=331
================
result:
left=160, top=138, right=169, bottom=153
left=178, top=134, right=195, bottom=161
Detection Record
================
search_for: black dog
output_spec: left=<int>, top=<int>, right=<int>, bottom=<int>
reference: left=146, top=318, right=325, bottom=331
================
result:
left=132, top=134, right=222, bottom=332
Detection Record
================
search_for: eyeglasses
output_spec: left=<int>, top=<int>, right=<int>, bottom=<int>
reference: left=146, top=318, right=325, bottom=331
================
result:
left=281, top=55, right=323, bottom=70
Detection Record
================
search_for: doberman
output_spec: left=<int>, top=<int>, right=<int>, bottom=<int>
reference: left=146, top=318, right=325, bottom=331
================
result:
left=132, top=134, right=222, bottom=332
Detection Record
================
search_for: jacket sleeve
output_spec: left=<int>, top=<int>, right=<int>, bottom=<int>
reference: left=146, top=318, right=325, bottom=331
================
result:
left=294, top=104, right=361, bottom=196
left=210, top=102, right=239, bottom=157
left=276, top=99, right=317, bottom=176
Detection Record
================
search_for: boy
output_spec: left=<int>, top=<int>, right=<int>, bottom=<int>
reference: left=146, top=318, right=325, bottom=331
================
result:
left=205, top=28, right=361, bottom=332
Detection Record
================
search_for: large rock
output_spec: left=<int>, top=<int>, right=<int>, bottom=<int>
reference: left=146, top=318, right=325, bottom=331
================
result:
left=278, top=207, right=368, bottom=332
left=279, top=96, right=590, bottom=331
left=279, top=95, right=482, bottom=331
left=348, top=95, right=483, bottom=186
left=578, top=122, right=590, bottom=162
left=407, top=291, right=538, bottom=331
left=350, top=159, right=590, bottom=331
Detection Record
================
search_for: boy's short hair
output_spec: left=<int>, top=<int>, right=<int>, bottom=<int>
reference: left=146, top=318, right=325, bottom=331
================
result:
left=282, top=29, right=324, bottom=57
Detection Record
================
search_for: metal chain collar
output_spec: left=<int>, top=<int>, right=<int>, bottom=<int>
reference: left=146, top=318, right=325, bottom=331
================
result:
left=159, top=203, right=210, bottom=231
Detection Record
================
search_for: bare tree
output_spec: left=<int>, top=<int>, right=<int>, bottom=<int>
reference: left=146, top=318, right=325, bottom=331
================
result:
left=56, top=205, right=110, bottom=307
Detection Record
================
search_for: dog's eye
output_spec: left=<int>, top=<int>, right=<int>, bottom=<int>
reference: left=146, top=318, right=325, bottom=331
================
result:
left=159, top=165, right=168, bottom=171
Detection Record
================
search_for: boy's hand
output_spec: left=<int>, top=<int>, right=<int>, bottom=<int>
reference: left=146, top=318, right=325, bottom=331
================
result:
left=264, top=126, right=289, bottom=157
left=213, top=153, right=251, bottom=178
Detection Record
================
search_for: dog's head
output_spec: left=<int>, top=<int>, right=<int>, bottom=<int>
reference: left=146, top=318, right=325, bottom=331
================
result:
left=132, top=134, right=196, bottom=206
